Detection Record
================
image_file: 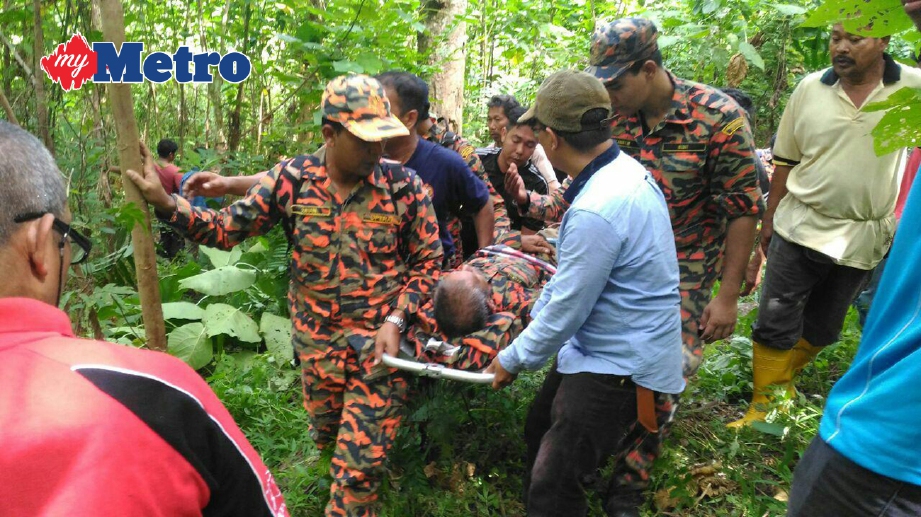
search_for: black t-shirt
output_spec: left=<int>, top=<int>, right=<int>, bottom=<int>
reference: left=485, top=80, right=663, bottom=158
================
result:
left=476, top=147, right=549, bottom=232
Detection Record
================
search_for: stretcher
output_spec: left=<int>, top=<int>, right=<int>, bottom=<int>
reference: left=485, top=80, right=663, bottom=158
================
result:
left=381, top=339, right=495, bottom=384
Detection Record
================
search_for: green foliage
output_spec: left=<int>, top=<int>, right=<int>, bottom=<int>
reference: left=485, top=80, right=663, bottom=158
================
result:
left=865, top=86, right=921, bottom=154
left=168, top=322, right=213, bottom=370
left=161, top=241, right=292, bottom=369
left=260, top=312, right=294, bottom=364
left=178, top=265, right=258, bottom=296
left=802, top=0, right=914, bottom=36
left=161, top=301, right=206, bottom=321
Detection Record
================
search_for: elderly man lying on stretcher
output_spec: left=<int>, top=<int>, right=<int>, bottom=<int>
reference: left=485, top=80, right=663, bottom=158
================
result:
left=405, top=233, right=557, bottom=371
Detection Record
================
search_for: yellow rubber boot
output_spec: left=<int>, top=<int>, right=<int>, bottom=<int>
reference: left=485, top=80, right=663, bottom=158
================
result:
left=727, top=342, right=795, bottom=428
left=790, top=338, right=823, bottom=375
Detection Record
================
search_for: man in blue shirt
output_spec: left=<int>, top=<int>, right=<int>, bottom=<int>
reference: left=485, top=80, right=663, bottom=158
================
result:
left=487, top=70, right=684, bottom=517
left=786, top=6, right=921, bottom=514
left=375, top=72, right=494, bottom=266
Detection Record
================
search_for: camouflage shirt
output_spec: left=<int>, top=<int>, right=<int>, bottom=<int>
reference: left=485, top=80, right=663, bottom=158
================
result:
left=408, top=236, right=554, bottom=370
left=615, top=73, right=762, bottom=252
left=525, top=73, right=762, bottom=255
left=170, top=155, right=444, bottom=339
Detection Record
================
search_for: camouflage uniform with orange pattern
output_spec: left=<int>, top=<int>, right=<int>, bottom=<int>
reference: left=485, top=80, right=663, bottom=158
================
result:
left=169, top=75, right=444, bottom=517
left=613, top=74, right=763, bottom=378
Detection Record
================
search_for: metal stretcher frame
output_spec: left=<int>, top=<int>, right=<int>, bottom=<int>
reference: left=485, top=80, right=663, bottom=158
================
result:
left=381, top=353, right=495, bottom=384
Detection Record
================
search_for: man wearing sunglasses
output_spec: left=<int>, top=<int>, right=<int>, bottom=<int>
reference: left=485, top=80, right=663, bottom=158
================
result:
left=0, top=121, right=288, bottom=516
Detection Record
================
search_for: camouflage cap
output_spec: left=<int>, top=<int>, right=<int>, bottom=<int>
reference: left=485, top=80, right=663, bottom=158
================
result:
left=321, top=74, right=409, bottom=142
left=586, top=18, right=659, bottom=84
left=518, top=70, right=611, bottom=133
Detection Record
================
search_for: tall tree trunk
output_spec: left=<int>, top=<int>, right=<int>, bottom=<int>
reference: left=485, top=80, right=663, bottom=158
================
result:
left=99, top=0, right=167, bottom=352
left=227, top=0, right=251, bottom=152
left=198, top=0, right=225, bottom=148
left=32, top=0, right=53, bottom=154
left=418, top=0, right=468, bottom=133
left=178, top=82, right=187, bottom=147
left=0, top=88, right=17, bottom=125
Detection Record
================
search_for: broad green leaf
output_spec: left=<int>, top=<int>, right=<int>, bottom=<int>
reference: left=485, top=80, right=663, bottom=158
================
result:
left=168, top=323, right=213, bottom=370
left=771, top=3, right=807, bottom=16
left=203, top=303, right=261, bottom=343
left=865, top=88, right=921, bottom=156
left=178, top=266, right=256, bottom=296
left=738, top=42, right=765, bottom=70
left=276, top=33, right=303, bottom=44
left=751, top=421, right=787, bottom=436
left=247, top=241, right=269, bottom=254
left=162, top=302, right=205, bottom=321
left=261, top=312, right=293, bottom=364
left=355, top=54, right=385, bottom=75
left=333, top=60, right=364, bottom=73
left=200, top=246, right=243, bottom=268
left=801, top=0, right=913, bottom=37
left=863, top=85, right=921, bottom=112
left=658, top=35, right=679, bottom=49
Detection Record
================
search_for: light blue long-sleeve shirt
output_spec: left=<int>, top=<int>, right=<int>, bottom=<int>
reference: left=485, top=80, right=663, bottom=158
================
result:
left=497, top=146, right=685, bottom=394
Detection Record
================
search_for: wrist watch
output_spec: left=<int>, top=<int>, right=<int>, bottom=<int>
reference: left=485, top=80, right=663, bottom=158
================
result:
left=384, top=314, right=407, bottom=333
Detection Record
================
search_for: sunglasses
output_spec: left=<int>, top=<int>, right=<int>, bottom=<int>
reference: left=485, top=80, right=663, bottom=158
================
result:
left=14, top=212, right=92, bottom=264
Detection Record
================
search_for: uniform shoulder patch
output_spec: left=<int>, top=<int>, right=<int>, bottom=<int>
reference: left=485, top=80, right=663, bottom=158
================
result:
left=721, top=118, right=745, bottom=137
left=460, top=145, right=475, bottom=160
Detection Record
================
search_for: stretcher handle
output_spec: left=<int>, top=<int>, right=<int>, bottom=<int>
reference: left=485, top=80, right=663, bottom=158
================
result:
left=381, top=353, right=495, bottom=384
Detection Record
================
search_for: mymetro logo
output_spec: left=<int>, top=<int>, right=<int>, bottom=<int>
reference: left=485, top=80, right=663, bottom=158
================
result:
left=40, top=33, right=252, bottom=92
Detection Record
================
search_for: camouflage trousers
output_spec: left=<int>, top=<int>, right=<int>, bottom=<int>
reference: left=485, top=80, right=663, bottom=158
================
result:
left=605, top=392, right=680, bottom=511
left=610, top=254, right=718, bottom=505
left=297, top=330, right=408, bottom=517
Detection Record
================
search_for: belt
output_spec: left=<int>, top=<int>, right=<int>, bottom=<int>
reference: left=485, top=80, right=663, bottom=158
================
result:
left=636, top=385, right=658, bottom=434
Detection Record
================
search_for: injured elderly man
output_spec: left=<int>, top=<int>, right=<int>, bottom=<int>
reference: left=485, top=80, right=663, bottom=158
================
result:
left=406, top=234, right=556, bottom=371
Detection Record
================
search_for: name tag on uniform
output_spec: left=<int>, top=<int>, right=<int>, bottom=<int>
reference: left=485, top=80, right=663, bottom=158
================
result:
left=362, top=214, right=400, bottom=225
left=615, top=138, right=639, bottom=149
left=662, top=143, right=707, bottom=153
left=291, top=205, right=332, bottom=217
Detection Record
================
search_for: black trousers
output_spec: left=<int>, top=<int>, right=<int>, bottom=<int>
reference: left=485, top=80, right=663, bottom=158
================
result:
left=753, top=235, right=871, bottom=350
left=523, top=365, right=643, bottom=516
left=788, top=437, right=921, bottom=517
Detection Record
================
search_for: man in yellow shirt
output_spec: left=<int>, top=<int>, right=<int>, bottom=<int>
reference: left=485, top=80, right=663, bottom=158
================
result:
left=730, top=23, right=921, bottom=427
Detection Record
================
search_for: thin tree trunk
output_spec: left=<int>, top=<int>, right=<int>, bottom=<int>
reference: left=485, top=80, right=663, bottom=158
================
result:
left=198, top=0, right=225, bottom=147
left=0, top=88, right=18, bottom=125
left=256, top=86, right=264, bottom=154
left=178, top=82, right=187, bottom=147
left=99, top=0, right=167, bottom=352
left=419, top=0, right=468, bottom=132
left=33, top=0, right=53, bottom=154
left=227, top=0, right=251, bottom=152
